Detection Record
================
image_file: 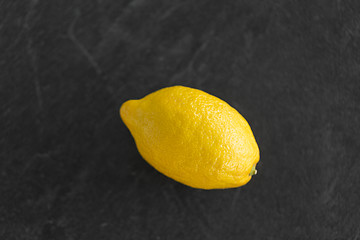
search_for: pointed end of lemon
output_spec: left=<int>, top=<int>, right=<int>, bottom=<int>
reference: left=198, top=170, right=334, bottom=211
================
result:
left=120, top=100, right=136, bottom=117
left=120, top=100, right=140, bottom=127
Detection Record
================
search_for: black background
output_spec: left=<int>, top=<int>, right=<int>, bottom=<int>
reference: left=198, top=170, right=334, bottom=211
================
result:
left=1, top=1, right=360, bottom=239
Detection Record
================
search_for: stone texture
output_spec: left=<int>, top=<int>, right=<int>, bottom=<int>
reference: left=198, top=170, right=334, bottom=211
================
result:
left=1, top=0, right=360, bottom=239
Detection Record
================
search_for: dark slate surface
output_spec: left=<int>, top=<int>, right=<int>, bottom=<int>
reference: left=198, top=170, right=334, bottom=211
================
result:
left=1, top=1, right=360, bottom=239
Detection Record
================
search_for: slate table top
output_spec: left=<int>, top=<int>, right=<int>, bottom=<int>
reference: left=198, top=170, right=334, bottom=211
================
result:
left=1, top=1, right=360, bottom=239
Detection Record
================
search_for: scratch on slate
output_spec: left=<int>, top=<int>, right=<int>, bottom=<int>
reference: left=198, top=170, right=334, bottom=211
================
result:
left=68, top=10, right=102, bottom=76
left=26, top=39, right=43, bottom=112
left=7, top=28, right=26, bottom=50
left=159, top=3, right=183, bottom=21
left=128, top=0, right=147, bottom=8
left=188, top=39, right=210, bottom=72
left=169, top=37, right=210, bottom=85
left=25, top=0, right=43, bottom=112
left=353, top=227, right=360, bottom=240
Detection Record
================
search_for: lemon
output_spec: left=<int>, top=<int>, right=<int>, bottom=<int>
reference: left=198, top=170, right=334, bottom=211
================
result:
left=120, top=86, right=259, bottom=189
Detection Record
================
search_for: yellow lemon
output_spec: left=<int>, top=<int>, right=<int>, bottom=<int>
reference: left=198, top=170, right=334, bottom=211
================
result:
left=120, top=86, right=259, bottom=189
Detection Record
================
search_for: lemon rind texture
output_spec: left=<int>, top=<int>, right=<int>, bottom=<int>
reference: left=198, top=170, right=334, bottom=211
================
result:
left=120, top=86, right=260, bottom=189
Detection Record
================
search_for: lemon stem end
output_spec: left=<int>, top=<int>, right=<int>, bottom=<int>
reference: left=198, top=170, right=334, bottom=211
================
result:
left=250, top=164, right=257, bottom=176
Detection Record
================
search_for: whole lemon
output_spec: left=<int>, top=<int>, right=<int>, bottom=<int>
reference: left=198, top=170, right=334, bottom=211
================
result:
left=120, top=86, right=259, bottom=189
